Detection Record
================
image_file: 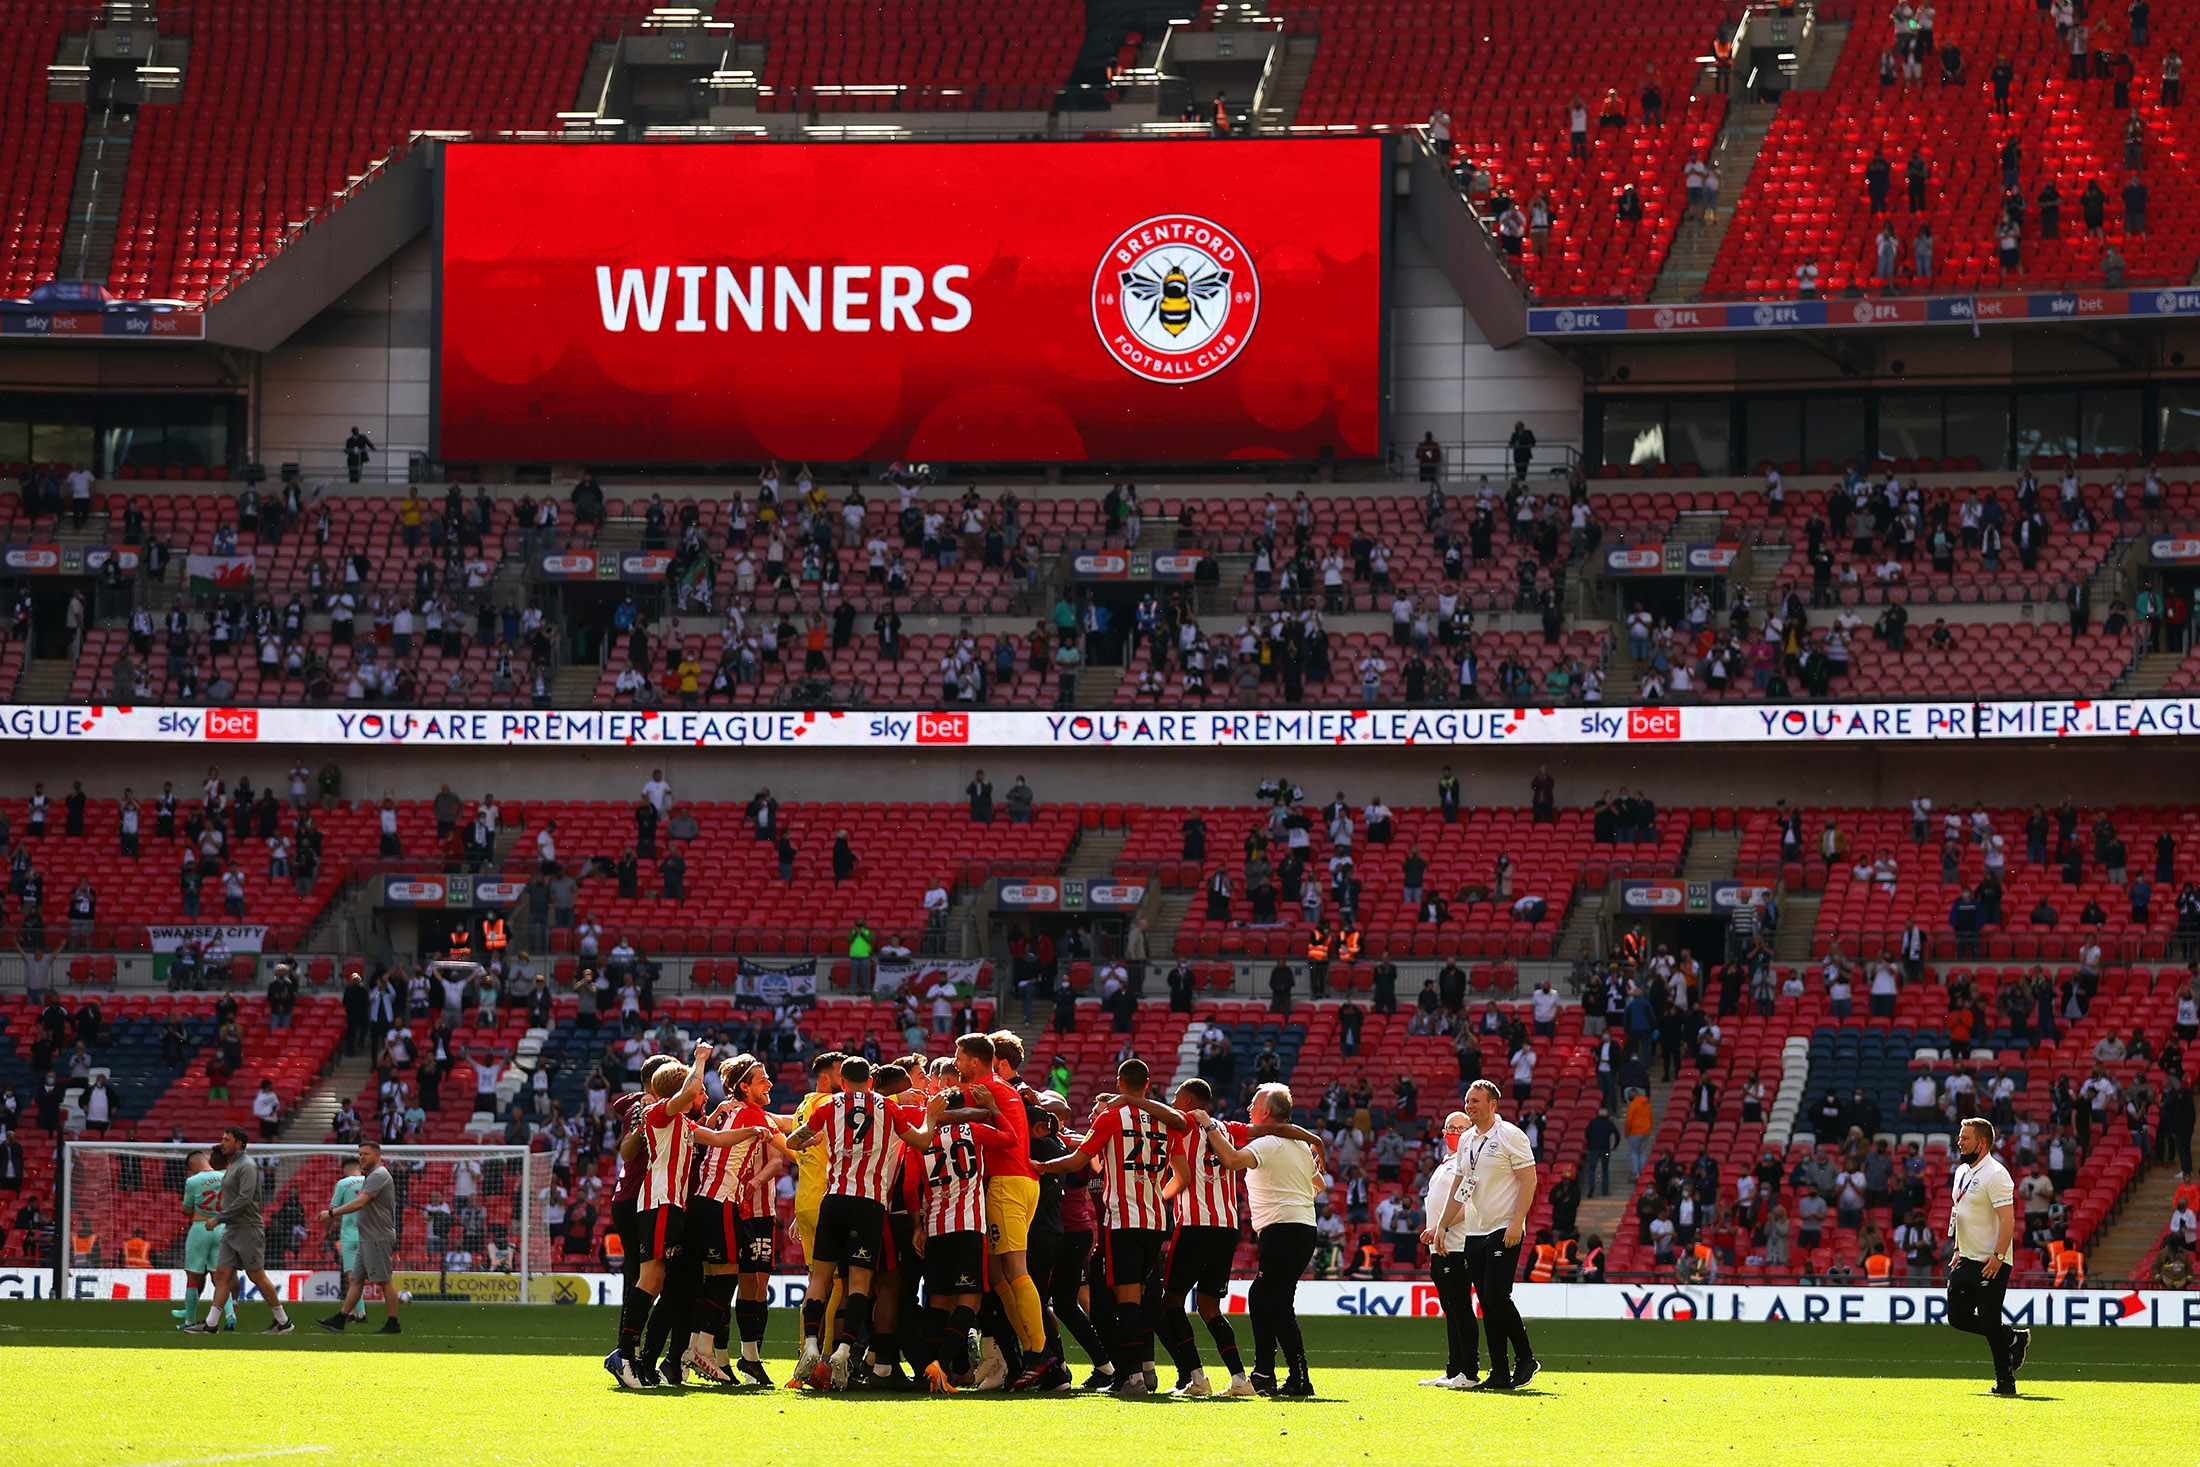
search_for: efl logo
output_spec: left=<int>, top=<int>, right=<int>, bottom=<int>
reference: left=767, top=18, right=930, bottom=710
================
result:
left=205, top=709, right=260, bottom=741
left=1627, top=708, right=1681, bottom=740
left=1628, top=883, right=1686, bottom=909
left=2, top=547, right=59, bottom=572
left=1093, top=215, right=1259, bottom=383
left=1087, top=883, right=1147, bottom=907
left=385, top=881, right=446, bottom=904
left=999, top=883, right=1060, bottom=906
left=915, top=712, right=969, bottom=744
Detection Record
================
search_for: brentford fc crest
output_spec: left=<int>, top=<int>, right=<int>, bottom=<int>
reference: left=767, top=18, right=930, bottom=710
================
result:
left=1092, top=215, right=1260, bottom=384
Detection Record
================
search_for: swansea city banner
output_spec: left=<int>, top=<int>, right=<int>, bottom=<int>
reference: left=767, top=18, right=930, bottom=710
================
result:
left=146, top=924, right=269, bottom=953
left=734, top=958, right=817, bottom=1004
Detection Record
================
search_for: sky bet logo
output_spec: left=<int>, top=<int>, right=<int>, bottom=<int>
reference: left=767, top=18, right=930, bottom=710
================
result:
left=915, top=712, right=969, bottom=744
left=205, top=708, right=260, bottom=741
left=1627, top=707, right=1681, bottom=740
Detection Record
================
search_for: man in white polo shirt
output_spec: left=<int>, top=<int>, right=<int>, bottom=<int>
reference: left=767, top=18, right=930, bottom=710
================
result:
left=1417, top=1111, right=1480, bottom=1388
left=1435, top=1078, right=1540, bottom=1390
left=1203, top=1083, right=1324, bottom=1397
left=1948, top=1116, right=2030, bottom=1396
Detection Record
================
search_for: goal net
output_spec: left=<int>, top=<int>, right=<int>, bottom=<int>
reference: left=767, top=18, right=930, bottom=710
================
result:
left=61, top=1142, right=553, bottom=1304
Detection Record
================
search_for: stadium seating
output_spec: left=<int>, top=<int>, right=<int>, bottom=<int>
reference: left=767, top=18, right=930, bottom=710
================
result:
left=0, top=3, right=79, bottom=300
left=1116, top=803, right=1682, bottom=961
left=0, top=794, right=410, bottom=948
left=1734, top=801, right=2200, bottom=957
left=1708, top=3, right=2200, bottom=299
left=1286, top=1, right=1731, bottom=301
left=104, top=1, right=661, bottom=302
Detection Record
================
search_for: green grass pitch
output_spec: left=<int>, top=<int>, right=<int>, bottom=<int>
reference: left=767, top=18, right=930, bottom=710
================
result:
left=4, top=1303, right=2197, bottom=1466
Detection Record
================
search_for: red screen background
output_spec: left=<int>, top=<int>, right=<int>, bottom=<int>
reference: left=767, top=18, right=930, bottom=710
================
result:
left=436, top=139, right=1384, bottom=463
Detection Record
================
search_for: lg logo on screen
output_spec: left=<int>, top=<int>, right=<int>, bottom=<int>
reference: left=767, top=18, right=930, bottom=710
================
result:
left=205, top=709, right=260, bottom=741
left=915, top=713, right=970, bottom=744
left=1093, top=215, right=1260, bottom=384
left=1626, top=708, right=1681, bottom=741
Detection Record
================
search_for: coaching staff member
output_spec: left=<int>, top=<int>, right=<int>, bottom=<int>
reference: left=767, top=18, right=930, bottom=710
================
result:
left=1948, top=1116, right=2031, bottom=1395
left=1418, top=1111, right=1479, bottom=1387
left=1205, top=1082, right=1324, bottom=1396
left=317, top=1140, right=402, bottom=1334
left=1436, top=1079, right=1539, bottom=1390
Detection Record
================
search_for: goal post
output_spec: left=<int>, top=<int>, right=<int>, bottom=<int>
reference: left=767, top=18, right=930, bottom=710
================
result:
left=60, top=1142, right=550, bottom=1305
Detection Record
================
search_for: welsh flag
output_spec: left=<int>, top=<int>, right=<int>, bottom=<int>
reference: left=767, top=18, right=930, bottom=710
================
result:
left=186, top=553, right=256, bottom=592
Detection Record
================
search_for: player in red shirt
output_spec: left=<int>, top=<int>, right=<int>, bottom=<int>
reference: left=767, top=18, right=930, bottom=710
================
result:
left=1156, top=1076, right=1325, bottom=1396
left=784, top=1055, right=942, bottom=1390
left=1036, top=1057, right=1189, bottom=1397
left=687, top=1052, right=796, bottom=1386
left=948, top=1030, right=1052, bottom=1387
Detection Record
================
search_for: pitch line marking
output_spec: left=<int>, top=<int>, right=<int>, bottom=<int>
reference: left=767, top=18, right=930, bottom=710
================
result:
left=109, top=1447, right=331, bottom=1467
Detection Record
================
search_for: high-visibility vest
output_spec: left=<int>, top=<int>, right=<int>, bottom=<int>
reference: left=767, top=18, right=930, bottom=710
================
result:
left=1556, top=1238, right=1579, bottom=1274
left=604, top=1232, right=625, bottom=1264
left=2055, top=1248, right=2085, bottom=1287
left=1530, top=1243, right=1558, bottom=1282
left=1306, top=933, right=1330, bottom=962
left=482, top=917, right=507, bottom=951
left=72, top=1231, right=97, bottom=1262
left=1864, top=1252, right=1891, bottom=1282
left=1340, top=928, right=1363, bottom=961
left=448, top=934, right=473, bottom=958
left=122, top=1236, right=152, bottom=1267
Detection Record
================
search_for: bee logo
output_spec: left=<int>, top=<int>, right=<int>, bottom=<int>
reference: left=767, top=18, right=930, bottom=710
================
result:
left=1093, top=214, right=1259, bottom=383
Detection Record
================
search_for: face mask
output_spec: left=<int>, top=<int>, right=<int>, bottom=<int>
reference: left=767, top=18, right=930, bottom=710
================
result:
left=1959, top=1143, right=1981, bottom=1165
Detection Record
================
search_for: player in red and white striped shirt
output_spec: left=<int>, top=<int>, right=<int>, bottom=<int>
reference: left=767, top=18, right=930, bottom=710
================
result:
left=914, top=1077, right=1013, bottom=1394
left=1155, top=1076, right=1322, bottom=1397
left=1036, top=1058, right=1188, bottom=1397
left=685, top=1052, right=797, bottom=1386
left=784, top=1056, right=940, bottom=1390
left=611, top=1041, right=754, bottom=1389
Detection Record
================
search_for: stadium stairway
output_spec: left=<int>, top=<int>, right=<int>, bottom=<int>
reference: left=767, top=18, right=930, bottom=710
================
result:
left=1571, top=1063, right=1683, bottom=1244
left=1792, top=21, right=1851, bottom=92
left=1772, top=889, right=1821, bottom=967
left=2082, top=1168, right=2185, bottom=1284
left=2114, top=648, right=2185, bottom=697
left=1062, top=826, right=1128, bottom=883
left=1680, top=828, right=1743, bottom=883
left=1649, top=99, right=1777, bottom=304
left=280, top=1051, right=375, bottom=1143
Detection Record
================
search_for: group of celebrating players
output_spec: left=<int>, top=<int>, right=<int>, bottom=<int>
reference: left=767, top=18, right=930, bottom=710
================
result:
left=600, top=1028, right=1339, bottom=1398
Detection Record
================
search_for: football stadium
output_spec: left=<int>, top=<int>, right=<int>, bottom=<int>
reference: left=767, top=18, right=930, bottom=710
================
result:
left=3, top=1, right=2200, bottom=1461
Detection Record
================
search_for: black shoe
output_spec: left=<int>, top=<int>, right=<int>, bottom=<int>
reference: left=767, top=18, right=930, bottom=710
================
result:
left=1991, top=1380, right=2018, bottom=1397
left=634, top=1361, right=663, bottom=1389
left=1247, top=1370, right=1279, bottom=1396
left=1278, top=1374, right=1316, bottom=1398
left=261, top=1318, right=296, bottom=1336
left=1511, top=1357, right=1541, bottom=1389
left=316, top=1314, right=348, bottom=1333
left=1080, top=1366, right=1118, bottom=1391
left=2010, top=1329, right=2030, bottom=1374
left=1469, top=1373, right=1516, bottom=1391
left=374, top=1319, right=402, bottom=1336
left=735, top=1359, right=772, bottom=1388
left=659, top=1356, right=687, bottom=1388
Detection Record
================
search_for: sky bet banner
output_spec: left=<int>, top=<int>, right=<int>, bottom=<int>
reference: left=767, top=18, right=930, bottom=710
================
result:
left=435, top=140, right=1384, bottom=464
left=9, top=698, right=2200, bottom=747
left=22, top=1270, right=2200, bottom=1327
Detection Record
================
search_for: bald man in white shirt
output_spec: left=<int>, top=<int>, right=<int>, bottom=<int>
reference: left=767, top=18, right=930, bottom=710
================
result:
left=1947, top=1117, right=2030, bottom=1396
left=1436, top=1078, right=1540, bottom=1390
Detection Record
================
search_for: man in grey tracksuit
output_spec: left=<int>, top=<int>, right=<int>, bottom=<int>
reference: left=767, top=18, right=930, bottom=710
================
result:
left=182, top=1125, right=295, bottom=1336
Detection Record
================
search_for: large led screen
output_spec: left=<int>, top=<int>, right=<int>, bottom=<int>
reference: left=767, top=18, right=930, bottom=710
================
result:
left=436, top=138, right=1385, bottom=462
